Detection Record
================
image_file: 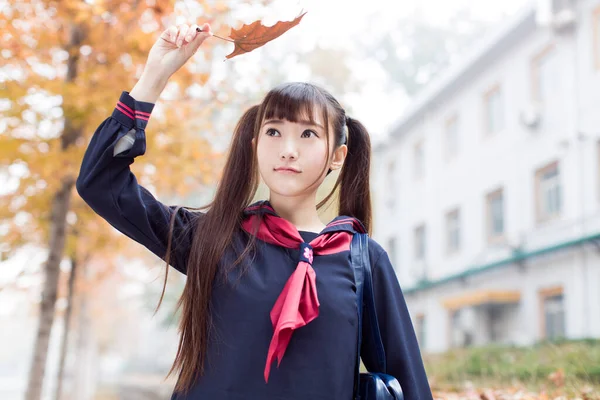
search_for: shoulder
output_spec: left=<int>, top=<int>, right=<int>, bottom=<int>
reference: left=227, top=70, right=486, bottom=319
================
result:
left=366, top=236, right=388, bottom=267
left=365, top=236, right=401, bottom=288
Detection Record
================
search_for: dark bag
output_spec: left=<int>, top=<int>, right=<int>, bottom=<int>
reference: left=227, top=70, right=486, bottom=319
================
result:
left=351, top=233, right=404, bottom=400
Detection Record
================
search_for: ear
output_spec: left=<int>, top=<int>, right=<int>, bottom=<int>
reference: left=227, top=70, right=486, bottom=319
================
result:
left=251, top=137, right=255, bottom=148
left=329, top=144, right=347, bottom=171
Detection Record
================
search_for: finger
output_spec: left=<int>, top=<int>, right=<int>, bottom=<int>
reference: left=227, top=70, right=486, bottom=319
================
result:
left=191, top=23, right=211, bottom=45
left=185, top=23, right=211, bottom=54
left=160, top=26, right=178, bottom=44
left=176, top=24, right=190, bottom=47
left=188, top=24, right=200, bottom=42
left=196, top=22, right=213, bottom=37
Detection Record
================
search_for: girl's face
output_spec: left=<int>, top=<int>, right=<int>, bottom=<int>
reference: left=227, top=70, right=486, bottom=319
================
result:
left=255, top=110, right=346, bottom=199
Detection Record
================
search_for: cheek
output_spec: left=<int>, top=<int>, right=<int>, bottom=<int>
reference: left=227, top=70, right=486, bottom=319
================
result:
left=256, top=140, right=274, bottom=167
left=256, top=140, right=286, bottom=183
left=303, top=142, right=330, bottom=174
left=309, top=140, right=329, bottom=161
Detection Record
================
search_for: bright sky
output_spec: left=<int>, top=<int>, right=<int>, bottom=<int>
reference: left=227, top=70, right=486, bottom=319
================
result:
left=215, top=0, right=531, bottom=138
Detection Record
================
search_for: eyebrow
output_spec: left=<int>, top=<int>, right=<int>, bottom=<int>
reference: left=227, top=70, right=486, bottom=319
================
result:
left=263, top=119, right=324, bottom=130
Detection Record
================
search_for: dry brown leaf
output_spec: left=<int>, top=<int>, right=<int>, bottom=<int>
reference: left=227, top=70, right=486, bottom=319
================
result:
left=224, top=12, right=307, bottom=59
left=548, top=368, right=565, bottom=388
left=480, top=389, right=497, bottom=400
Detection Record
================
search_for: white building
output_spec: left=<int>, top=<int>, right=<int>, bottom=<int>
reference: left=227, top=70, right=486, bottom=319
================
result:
left=373, top=0, right=600, bottom=353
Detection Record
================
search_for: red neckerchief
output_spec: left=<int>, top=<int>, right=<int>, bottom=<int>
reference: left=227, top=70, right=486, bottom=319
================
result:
left=241, top=201, right=366, bottom=383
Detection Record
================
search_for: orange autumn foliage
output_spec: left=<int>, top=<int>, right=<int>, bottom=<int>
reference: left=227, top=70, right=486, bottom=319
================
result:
left=0, top=1, right=250, bottom=261
left=222, top=11, right=307, bottom=59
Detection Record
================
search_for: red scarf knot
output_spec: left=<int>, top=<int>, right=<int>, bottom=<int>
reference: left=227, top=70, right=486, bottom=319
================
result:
left=241, top=202, right=365, bottom=383
left=300, top=242, right=314, bottom=264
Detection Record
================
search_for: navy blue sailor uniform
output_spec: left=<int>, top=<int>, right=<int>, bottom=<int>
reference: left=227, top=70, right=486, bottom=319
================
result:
left=75, top=91, right=434, bottom=400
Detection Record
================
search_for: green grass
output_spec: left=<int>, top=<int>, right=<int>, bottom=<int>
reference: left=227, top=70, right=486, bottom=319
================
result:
left=423, top=338, right=600, bottom=394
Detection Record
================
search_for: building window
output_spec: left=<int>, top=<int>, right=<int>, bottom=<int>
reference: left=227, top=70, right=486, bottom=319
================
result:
left=544, top=295, right=566, bottom=339
left=446, top=208, right=461, bottom=253
left=486, top=188, right=505, bottom=241
left=386, top=160, right=396, bottom=210
left=414, top=141, right=424, bottom=179
left=415, top=314, right=426, bottom=349
left=449, top=309, right=474, bottom=348
left=484, top=85, right=503, bottom=135
left=539, top=287, right=565, bottom=340
left=597, top=141, right=600, bottom=201
left=594, top=6, right=600, bottom=70
left=531, top=45, right=556, bottom=102
left=387, top=236, right=397, bottom=267
left=535, top=161, right=562, bottom=222
left=445, top=115, right=459, bottom=160
left=552, top=0, right=574, bottom=12
left=414, top=224, right=426, bottom=261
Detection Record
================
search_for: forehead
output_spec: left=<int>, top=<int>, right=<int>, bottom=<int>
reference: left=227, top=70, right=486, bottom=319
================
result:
left=262, top=110, right=325, bottom=129
left=262, top=86, right=329, bottom=127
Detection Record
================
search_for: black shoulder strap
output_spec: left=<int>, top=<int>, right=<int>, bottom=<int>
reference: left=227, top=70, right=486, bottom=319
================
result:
left=351, top=233, right=388, bottom=399
left=351, top=233, right=366, bottom=398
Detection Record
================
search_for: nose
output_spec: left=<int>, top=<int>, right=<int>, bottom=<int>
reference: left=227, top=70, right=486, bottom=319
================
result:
left=279, top=137, right=298, bottom=160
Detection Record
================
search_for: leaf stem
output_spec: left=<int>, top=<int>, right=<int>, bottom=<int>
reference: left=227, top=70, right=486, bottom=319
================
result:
left=197, top=28, right=235, bottom=43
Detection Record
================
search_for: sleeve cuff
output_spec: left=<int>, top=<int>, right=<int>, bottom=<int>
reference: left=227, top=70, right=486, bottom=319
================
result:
left=111, top=91, right=156, bottom=130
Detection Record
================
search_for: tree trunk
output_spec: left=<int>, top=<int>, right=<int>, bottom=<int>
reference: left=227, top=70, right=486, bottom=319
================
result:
left=25, top=22, right=85, bottom=400
left=54, top=256, right=77, bottom=400
left=25, top=180, right=74, bottom=400
left=72, top=265, right=98, bottom=400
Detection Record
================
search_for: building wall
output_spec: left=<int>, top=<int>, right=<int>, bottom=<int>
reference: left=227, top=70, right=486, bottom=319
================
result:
left=405, top=248, right=600, bottom=352
left=374, top=0, right=600, bottom=352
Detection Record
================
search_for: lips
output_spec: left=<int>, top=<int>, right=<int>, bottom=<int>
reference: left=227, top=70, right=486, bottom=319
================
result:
left=274, top=167, right=301, bottom=173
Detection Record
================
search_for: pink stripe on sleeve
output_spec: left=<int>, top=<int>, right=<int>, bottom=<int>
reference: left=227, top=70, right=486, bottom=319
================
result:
left=115, top=104, right=134, bottom=119
left=117, top=101, right=135, bottom=115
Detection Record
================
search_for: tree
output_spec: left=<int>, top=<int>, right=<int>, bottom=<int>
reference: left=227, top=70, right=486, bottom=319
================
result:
left=0, top=1, right=265, bottom=398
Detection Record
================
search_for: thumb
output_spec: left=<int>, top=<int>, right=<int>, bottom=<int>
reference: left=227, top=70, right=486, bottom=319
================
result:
left=189, top=23, right=212, bottom=50
left=196, top=22, right=213, bottom=37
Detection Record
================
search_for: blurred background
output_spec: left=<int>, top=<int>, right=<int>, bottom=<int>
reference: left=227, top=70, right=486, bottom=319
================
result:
left=1, top=0, right=599, bottom=399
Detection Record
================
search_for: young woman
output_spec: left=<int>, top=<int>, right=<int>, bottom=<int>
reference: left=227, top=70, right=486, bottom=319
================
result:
left=76, top=22, right=433, bottom=400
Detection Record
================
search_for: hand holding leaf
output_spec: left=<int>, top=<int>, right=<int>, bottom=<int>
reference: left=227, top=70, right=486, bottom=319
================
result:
left=144, top=22, right=213, bottom=81
left=198, top=12, right=307, bottom=59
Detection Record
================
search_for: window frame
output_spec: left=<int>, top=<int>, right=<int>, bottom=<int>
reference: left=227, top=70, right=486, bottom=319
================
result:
left=483, top=84, right=503, bottom=136
left=486, top=187, right=505, bottom=243
left=445, top=114, right=459, bottom=161
left=535, top=161, right=562, bottom=223
left=538, top=286, right=565, bottom=340
left=531, top=44, right=555, bottom=103
left=593, top=5, right=600, bottom=70
left=386, top=159, right=397, bottom=210
left=414, top=224, right=426, bottom=261
left=445, top=208, right=461, bottom=254
left=597, top=141, right=600, bottom=202
left=414, top=140, right=425, bottom=180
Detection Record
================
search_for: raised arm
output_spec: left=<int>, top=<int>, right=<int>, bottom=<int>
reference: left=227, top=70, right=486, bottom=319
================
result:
left=76, top=23, right=213, bottom=274
left=77, top=91, right=195, bottom=272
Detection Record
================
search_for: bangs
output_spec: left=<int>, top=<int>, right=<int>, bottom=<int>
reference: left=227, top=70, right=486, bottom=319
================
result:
left=262, top=83, right=329, bottom=127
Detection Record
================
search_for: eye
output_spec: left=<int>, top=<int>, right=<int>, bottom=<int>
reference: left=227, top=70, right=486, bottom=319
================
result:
left=265, top=128, right=280, bottom=137
left=301, top=129, right=318, bottom=138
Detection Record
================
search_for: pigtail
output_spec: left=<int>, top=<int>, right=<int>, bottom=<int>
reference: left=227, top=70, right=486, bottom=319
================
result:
left=338, top=117, right=372, bottom=234
left=167, top=105, right=261, bottom=395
